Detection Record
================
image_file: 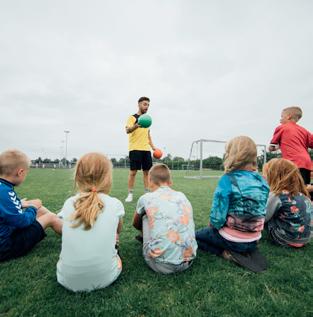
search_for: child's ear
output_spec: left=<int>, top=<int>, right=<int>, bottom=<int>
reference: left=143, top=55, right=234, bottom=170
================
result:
left=17, top=168, right=25, bottom=177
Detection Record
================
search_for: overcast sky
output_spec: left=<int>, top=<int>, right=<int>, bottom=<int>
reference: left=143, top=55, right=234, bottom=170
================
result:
left=1, top=0, right=313, bottom=160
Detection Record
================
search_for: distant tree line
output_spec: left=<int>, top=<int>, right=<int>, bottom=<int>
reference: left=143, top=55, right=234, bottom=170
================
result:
left=31, top=157, right=77, bottom=168
left=112, top=154, right=224, bottom=170
left=31, top=150, right=313, bottom=170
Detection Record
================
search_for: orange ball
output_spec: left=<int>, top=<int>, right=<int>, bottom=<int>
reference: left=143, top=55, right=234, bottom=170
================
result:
left=153, top=149, right=163, bottom=159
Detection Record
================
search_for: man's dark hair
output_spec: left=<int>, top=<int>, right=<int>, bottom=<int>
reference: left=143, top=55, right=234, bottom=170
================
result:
left=138, top=96, right=150, bottom=103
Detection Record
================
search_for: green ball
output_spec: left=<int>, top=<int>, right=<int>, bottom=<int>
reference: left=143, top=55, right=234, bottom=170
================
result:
left=138, top=114, right=152, bottom=128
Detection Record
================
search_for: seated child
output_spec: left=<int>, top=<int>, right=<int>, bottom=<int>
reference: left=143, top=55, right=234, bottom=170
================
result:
left=57, top=152, right=124, bottom=292
left=133, top=163, right=197, bottom=274
left=263, top=158, right=312, bottom=247
left=0, top=149, right=62, bottom=262
left=196, top=136, right=269, bottom=262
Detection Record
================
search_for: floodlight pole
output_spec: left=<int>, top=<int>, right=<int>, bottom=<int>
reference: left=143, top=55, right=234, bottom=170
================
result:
left=64, top=130, right=70, bottom=167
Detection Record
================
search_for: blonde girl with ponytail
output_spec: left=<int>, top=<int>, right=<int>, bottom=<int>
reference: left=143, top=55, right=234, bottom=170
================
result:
left=57, top=153, right=124, bottom=292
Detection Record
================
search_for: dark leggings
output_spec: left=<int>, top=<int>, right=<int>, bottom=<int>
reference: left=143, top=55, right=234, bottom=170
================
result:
left=196, top=227, right=257, bottom=255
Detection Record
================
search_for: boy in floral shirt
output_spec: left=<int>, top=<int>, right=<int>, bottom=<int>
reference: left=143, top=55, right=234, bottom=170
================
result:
left=133, top=163, right=197, bottom=274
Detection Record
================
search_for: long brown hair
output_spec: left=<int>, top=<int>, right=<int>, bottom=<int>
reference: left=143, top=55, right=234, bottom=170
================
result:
left=223, top=136, right=257, bottom=173
left=72, top=152, right=112, bottom=230
left=263, top=158, right=309, bottom=197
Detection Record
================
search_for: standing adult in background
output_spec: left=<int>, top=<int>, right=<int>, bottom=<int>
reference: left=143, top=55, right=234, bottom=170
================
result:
left=125, top=97, right=156, bottom=203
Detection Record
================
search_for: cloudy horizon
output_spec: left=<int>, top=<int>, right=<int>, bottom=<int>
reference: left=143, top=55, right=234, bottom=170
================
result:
left=1, top=0, right=313, bottom=161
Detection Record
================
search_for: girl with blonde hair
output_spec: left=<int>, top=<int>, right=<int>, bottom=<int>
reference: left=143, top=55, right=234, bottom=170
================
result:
left=263, top=158, right=312, bottom=247
left=57, top=153, right=124, bottom=292
left=196, top=136, right=269, bottom=270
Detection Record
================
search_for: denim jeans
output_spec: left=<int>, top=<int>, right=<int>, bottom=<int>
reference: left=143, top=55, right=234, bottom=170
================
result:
left=195, top=227, right=257, bottom=255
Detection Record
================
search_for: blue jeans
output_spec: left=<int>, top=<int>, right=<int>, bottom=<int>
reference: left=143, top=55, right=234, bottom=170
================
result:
left=195, top=227, right=257, bottom=255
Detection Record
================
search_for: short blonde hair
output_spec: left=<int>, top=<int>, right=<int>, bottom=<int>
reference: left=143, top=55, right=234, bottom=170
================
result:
left=149, top=163, right=172, bottom=185
left=72, top=152, right=112, bottom=230
left=224, top=136, right=257, bottom=173
left=263, top=158, right=309, bottom=197
left=0, top=149, right=30, bottom=176
left=283, top=106, right=302, bottom=122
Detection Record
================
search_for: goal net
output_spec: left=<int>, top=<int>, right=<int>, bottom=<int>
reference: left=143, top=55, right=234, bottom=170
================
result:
left=184, top=139, right=267, bottom=179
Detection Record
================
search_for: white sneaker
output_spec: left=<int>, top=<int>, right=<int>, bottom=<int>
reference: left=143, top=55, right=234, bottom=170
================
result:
left=125, top=193, right=133, bottom=202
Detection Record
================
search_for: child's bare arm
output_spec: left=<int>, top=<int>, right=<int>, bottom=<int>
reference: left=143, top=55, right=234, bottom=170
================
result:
left=265, top=193, right=281, bottom=223
left=117, top=218, right=123, bottom=234
left=132, top=211, right=143, bottom=230
left=307, top=184, right=313, bottom=193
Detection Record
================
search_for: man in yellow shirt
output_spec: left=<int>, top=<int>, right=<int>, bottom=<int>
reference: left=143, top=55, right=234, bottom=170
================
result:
left=125, top=97, right=156, bottom=202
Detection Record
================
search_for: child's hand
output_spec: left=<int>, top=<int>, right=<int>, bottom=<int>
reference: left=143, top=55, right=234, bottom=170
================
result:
left=307, top=184, right=313, bottom=193
left=21, top=198, right=28, bottom=208
left=25, top=199, right=42, bottom=210
left=268, top=144, right=279, bottom=152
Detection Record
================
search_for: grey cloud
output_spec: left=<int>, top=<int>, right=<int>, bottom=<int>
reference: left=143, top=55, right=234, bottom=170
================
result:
left=1, top=0, right=312, bottom=160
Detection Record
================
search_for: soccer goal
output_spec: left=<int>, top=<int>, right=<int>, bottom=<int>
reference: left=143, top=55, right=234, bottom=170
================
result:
left=184, top=139, right=267, bottom=179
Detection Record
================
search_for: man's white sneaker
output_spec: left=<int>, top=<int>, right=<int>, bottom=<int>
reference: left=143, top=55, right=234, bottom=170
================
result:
left=125, top=193, right=133, bottom=202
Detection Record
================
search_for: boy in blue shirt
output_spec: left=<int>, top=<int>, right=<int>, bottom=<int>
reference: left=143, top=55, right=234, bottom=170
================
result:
left=0, top=149, right=62, bottom=262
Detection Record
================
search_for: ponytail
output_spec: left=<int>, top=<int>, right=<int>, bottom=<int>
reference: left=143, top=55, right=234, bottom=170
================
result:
left=71, top=190, right=104, bottom=230
left=72, top=152, right=112, bottom=230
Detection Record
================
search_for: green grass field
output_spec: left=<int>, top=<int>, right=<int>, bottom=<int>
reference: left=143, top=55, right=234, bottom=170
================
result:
left=1, top=168, right=313, bottom=317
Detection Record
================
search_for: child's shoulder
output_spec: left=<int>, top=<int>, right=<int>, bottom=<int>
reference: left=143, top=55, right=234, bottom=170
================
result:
left=0, top=180, right=17, bottom=203
left=137, top=191, right=154, bottom=204
left=0, top=179, right=13, bottom=192
left=282, top=121, right=308, bottom=132
left=228, top=170, right=268, bottom=187
left=64, top=194, right=79, bottom=204
left=162, top=187, right=191, bottom=204
left=99, top=194, right=125, bottom=217
left=232, top=169, right=263, bottom=179
left=138, top=187, right=179, bottom=202
left=171, top=189, right=188, bottom=199
left=100, top=194, right=124, bottom=207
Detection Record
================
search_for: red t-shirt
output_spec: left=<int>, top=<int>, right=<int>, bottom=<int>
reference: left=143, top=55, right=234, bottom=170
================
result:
left=270, top=122, right=313, bottom=170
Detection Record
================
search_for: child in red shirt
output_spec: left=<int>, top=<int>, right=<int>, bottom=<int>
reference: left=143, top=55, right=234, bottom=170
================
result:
left=269, top=106, right=313, bottom=185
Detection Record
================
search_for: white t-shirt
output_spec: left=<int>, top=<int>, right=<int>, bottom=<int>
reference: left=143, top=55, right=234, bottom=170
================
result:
left=57, top=193, right=125, bottom=292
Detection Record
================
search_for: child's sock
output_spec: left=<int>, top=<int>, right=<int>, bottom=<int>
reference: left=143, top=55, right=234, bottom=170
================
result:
left=125, top=190, right=134, bottom=202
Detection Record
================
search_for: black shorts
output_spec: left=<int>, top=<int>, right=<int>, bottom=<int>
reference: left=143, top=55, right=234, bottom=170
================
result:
left=299, top=168, right=311, bottom=185
left=0, top=220, right=46, bottom=262
left=129, top=150, right=152, bottom=171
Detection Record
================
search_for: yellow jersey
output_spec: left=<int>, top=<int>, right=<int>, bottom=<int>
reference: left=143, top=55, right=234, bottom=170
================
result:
left=126, top=114, right=151, bottom=151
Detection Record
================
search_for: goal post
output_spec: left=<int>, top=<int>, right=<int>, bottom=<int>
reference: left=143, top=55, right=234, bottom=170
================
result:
left=185, top=139, right=267, bottom=179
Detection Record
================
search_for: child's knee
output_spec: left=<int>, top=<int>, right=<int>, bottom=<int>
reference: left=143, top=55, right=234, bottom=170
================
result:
left=38, top=212, right=59, bottom=227
left=36, top=206, right=50, bottom=217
